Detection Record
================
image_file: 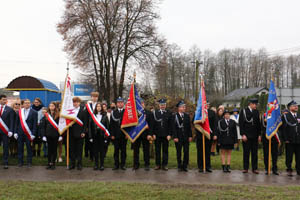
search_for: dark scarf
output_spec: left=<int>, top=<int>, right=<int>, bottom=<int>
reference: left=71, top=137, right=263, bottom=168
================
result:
left=32, top=104, right=44, bottom=111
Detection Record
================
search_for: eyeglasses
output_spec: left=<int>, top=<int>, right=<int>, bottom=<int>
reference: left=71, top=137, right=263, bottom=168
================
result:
left=15, top=104, right=20, bottom=106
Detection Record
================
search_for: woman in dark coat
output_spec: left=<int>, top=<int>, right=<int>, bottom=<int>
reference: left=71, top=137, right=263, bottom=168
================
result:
left=217, top=110, right=238, bottom=173
left=88, top=103, right=110, bottom=170
left=41, top=102, right=61, bottom=170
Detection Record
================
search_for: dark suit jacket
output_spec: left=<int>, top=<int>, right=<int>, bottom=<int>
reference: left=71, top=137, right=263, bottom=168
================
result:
left=0, top=105, right=14, bottom=134
left=217, top=119, right=237, bottom=145
left=109, top=109, right=125, bottom=139
left=41, top=115, right=60, bottom=139
left=15, top=108, right=38, bottom=137
left=69, top=107, right=86, bottom=139
left=239, top=107, right=261, bottom=139
left=151, top=109, right=172, bottom=138
left=282, top=112, right=300, bottom=144
left=208, top=109, right=217, bottom=137
left=88, top=113, right=109, bottom=139
left=172, top=112, right=192, bottom=141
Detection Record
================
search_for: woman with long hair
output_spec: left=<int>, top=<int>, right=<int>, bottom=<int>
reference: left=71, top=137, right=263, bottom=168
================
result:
left=88, top=103, right=109, bottom=170
left=41, top=102, right=61, bottom=169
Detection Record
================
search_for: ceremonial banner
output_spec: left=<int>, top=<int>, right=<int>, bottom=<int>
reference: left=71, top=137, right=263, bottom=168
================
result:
left=266, top=79, right=282, bottom=142
left=194, top=80, right=210, bottom=139
left=58, top=75, right=76, bottom=134
left=121, top=84, right=148, bottom=143
left=121, top=83, right=139, bottom=128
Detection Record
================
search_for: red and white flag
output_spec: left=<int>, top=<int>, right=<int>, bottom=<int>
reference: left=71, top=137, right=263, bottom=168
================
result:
left=58, top=74, right=78, bottom=134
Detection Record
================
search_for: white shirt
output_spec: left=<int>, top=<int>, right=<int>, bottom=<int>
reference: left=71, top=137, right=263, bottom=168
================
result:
left=92, top=102, right=97, bottom=110
left=0, top=105, right=5, bottom=115
left=96, top=113, right=102, bottom=122
left=24, top=108, right=30, bottom=119
left=118, top=108, right=123, bottom=113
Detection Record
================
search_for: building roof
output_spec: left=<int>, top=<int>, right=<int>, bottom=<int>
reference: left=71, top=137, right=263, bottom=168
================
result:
left=6, top=76, right=59, bottom=92
left=223, top=87, right=267, bottom=101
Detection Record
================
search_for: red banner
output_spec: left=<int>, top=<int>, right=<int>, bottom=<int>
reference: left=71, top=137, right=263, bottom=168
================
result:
left=121, top=83, right=138, bottom=128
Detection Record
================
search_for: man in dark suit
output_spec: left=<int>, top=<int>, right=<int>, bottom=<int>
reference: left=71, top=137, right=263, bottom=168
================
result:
left=110, top=97, right=127, bottom=170
left=173, top=100, right=192, bottom=172
left=84, top=92, right=99, bottom=161
left=0, top=95, right=14, bottom=169
left=132, top=99, right=152, bottom=171
left=282, top=100, right=300, bottom=176
left=239, top=98, right=261, bottom=174
left=15, top=99, right=37, bottom=167
left=69, top=97, right=86, bottom=170
left=152, top=99, right=172, bottom=171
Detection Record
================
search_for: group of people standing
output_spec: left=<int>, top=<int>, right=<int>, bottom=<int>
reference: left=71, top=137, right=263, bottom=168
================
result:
left=0, top=93, right=300, bottom=176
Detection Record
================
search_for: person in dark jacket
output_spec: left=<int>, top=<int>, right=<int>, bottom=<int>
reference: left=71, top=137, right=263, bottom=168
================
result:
left=173, top=100, right=192, bottom=172
left=31, top=97, right=44, bottom=157
left=88, top=102, right=109, bottom=171
left=132, top=99, right=152, bottom=171
left=152, top=99, right=172, bottom=171
left=41, top=102, right=61, bottom=170
left=0, top=94, right=15, bottom=169
left=217, top=110, right=237, bottom=173
left=14, top=99, right=38, bottom=167
left=239, top=98, right=261, bottom=174
left=282, top=100, right=300, bottom=176
left=261, top=113, right=280, bottom=175
left=69, top=97, right=86, bottom=171
left=110, top=97, right=127, bottom=170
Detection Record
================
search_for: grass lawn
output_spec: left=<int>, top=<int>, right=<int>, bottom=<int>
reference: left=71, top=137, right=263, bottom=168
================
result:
left=0, top=181, right=300, bottom=200
left=0, top=140, right=288, bottom=171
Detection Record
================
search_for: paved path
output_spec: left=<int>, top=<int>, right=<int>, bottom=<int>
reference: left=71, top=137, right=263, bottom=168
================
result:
left=0, top=166, right=300, bottom=186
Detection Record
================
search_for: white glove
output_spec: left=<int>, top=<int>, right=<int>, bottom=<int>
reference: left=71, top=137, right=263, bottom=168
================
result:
left=31, top=135, right=35, bottom=141
left=89, top=139, right=93, bottom=143
left=14, top=133, right=18, bottom=140
left=8, top=132, right=13, bottom=137
left=42, top=136, right=47, bottom=142
left=58, top=136, right=63, bottom=142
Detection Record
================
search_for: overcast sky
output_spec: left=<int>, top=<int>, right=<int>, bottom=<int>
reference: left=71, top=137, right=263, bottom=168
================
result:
left=1, top=0, right=300, bottom=88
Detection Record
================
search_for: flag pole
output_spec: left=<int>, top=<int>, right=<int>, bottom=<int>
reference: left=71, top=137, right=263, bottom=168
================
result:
left=200, top=75, right=206, bottom=173
left=268, top=138, right=271, bottom=175
left=66, top=63, right=70, bottom=169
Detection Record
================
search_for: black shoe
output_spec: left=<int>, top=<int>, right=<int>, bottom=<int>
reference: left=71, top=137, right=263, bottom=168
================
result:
left=112, top=166, right=119, bottom=170
left=182, top=168, right=188, bottom=172
left=144, top=165, right=150, bottom=171
left=198, top=169, right=204, bottom=173
left=46, top=165, right=52, bottom=170
left=94, top=166, right=99, bottom=170
left=226, top=165, right=231, bottom=173
left=222, top=165, right=226, bottom=173
left=162, top=166, right=168, bottom=171
left=265, top=171, right=268, bottom=175
left=77, top=165, right=82, bottom=171
left=99, top=166, right=104, bottom=171
left=120, top=166, right=126, bottom=170
left=206, top=168, right=212, bottom=173
left=273, top=171, right=279, bottom=175
left=69, top=165, right=75, bottom=170
left=3, top=164, right=8, bottom=169
left=51, top=165, right=56, bottom=170
left=178, top=167, right=183, bottom=172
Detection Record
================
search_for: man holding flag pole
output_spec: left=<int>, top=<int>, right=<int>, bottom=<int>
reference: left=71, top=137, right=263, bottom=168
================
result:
left=264, top=79, right=282, bottom=175
left=193, top=76, right=213, bottom=173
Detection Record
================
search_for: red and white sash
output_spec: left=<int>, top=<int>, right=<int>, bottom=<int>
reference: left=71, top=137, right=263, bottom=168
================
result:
left=19, top=108, right=35, bottom=141
left=0, top=117, right=9, bottom=136
left=86, top=103, right=110, bottom=136
left=75, top=117, right=83, bottom=127
left=45, top=113, right=58, bottom=131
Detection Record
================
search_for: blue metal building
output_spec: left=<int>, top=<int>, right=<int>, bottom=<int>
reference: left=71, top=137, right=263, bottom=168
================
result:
left=6, top=76, right=61, bottom=106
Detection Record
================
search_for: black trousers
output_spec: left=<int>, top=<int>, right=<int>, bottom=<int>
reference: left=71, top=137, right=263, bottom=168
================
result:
left=85, top=136, right=93, bottom=159
left=133, top=137, right=150, bottom=167
left=196, top=135, right=211, bottom=170
left=285, top=143, right=300, bottom=172
left=1, top=134, right=9, bottom=165
left=93, top=133, right=105, bottom=167
left=242, top=138, right=258, bottom=170
left=113, top=137, right=127, bottom=167
left=263, top=141, right=278, bottom=172
left=175, top=140, right=189, bottom=169
left=70, top=135, right=84, bottom=166
left=155, top=137, right=169, bottom=166
left=47, top=137, right=58, bottom=165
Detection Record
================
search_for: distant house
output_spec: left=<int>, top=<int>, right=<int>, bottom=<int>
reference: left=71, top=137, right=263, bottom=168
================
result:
left=222, top=87, right=268, bottom=108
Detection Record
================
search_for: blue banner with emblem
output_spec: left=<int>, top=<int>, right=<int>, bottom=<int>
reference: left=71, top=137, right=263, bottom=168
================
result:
left=266, top=79, right=282, bottom=141
left=121, top=84, right=148, bottom=143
